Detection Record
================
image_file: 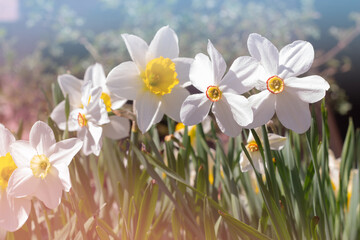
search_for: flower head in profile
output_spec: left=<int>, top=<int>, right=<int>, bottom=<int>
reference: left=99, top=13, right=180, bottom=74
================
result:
left=240, top=127, right=286, bottom=174
left=245, top=33, right=330, bottom=133
left=0, top=125, right=31, bottom=232
left=106, top=26, right=193, bottom=133
left=7, top=121, right=83, bottom=209
left=180, top=40, right=258, bottom=137
left=67, top=82, right=111, bottom=156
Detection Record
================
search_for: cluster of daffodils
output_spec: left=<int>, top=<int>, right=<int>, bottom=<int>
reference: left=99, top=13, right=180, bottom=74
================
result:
left=0, top=25, right=331, bottom=233
left=0, top=122, right=82, bottom=232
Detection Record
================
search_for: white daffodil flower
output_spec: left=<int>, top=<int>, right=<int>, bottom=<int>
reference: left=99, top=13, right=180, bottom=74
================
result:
left=51, top=65, right=130, bottom=152
left=245, top=33, right=330, bottom=133
left=68, top=82, right=110, bottom=156
left=83, top=63, right=130, bottom=140
left=240, top=128, right=286, bottom=174
left=180, top=40, right=258, bottom=137
left=84, top=63, right=127, bottom=112
left=7, top=121, right=83, bottom=210
left=0, top=124, right=31, bottom=232
left=106, top=26, right=193, bottom=133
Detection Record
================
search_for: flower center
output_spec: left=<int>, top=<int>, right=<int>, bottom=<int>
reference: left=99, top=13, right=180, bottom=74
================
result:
left=247, top=141, right=259, bottom=152
left=141, top=56, right=179, bottom=96
left=30, top=154, right=51, bottom=179
left=267, top=75, right=284, bottom=94
left=206, top=86, right=222, bottom=102
left=101, top=92, right=112, bottom=112
left=0, top=153, right=17, bottom=190
left=78, top=113, right=88, bottom=127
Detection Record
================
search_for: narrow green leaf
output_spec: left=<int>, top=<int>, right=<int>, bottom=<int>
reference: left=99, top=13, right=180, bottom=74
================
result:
left=203, top=198, right=217, bottom=240
left=95, top=225, right=110, bottom=240
left=134, top=180, right=159, bottom=240
left=219, top=210, right=272, bottom=240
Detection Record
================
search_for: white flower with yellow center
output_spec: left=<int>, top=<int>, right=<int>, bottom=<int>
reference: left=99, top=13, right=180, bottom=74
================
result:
left=180, top=40, right=258, bottom=137
left=7, top=121, right=82, bottom=209
left=106, top=26, right=193, bottom=133
left=0, top=125, right=31, bottom=232
left=51, top=67, right=130, bottom=154
left=68, top=82, right=111, bottom=156
left=245, top=33, right=330, bottom=133
left=240, top=128, right=286, bottom=174
left=83, top=63, right=130, bottom=140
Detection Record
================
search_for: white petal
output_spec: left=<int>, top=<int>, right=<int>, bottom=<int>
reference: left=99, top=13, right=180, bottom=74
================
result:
left=239, top=152, right=252, bottom=172
left=7, top=168, right=40, bottom=198
left=135, top=91, right=162, bottom=133
left=212, top=99, right=242, bottom=137
left=103, top=116, right=130, bottom=140
left=84, top=63, right=106, bottom=88
left=207, top=40, right=226, bottom=83
left=0, top=193, right=31, bottom=232
left=180, top=93, right=211, bottom=126
left=50, top=101, right=67, bottom=131
left=86, top=88, right=110, bottom=125
left=110, top=96, right=127, bottom=110
left=147, top=26, right=179, bottom=61
left=10, top=141, right=36, bottom=168
left=33, top=168, right=63, bottom=209
left=285, top=76, right=330, bottom=103
left=58, top=74, right=83, bottom=107
left=53, top=164, right=71, bottom=192
left=278, top=40, right=314, bottom=78
left=276, top=92, right=311, bottom=134
left=251, top=152, right=265, bottom=174
left=189, top=53, right=214, bottom=92
left=247, top=33, right=279, bottom=76
left=106, top=61, right=142, bottom=100
left=220, top=56, right=260, bottom=94
left=222, top=93, right=253, bottom=127
left=268, top=134, right=287, bottom=150
left=88, top=123, right=103, bottom=152
left=68, top=108, right=84, bottom=131
left=29, top=121, right=56, bottom=156
left=78, top=128, right=96, bottom=156
left=0, top=125, right=15, bottom=156
left=162, top=87, right=190, bottom=122
left=49, top=138, right=83, bottom=167
left=172, top=57, right=194, bottom=87
left=245, top=91, right=276, bottom=129
left=121, top=34, right=148, bottom=70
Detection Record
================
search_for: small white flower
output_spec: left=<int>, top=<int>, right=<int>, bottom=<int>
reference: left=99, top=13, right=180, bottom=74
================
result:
left=68, top=82, right=110, bottom=156
left=7, top=121, right=83, bottom=209
left=245, top=33, right=330, bottom=133
left=106, top=26, right=193, bottom=133
left=240, top=127, right=286, bottom=174
left=84, top=63, right=130, bottom=141
left=0, top=125, right=31, bottom=232
left=180, top=40, right=258, bottom=137
left=84, top=63, right=127, bottom=112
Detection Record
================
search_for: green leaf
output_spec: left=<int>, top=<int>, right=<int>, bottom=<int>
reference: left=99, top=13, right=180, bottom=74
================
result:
left=203, top=197, right=217, bottom=240
left=134, top=180, right=159, bottom=240
left=219, top=210, right=272, bottom=240
left=95, top=225, right=110, bottom=240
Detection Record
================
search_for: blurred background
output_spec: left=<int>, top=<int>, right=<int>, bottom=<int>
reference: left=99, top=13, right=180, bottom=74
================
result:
left=0, top=0, right=359, bottom=155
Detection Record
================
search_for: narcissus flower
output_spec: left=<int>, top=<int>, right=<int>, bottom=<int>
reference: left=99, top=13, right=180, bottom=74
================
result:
left=67, top=82, right=111, bottom=156
left=51, top=67, right=130, bottom=155
left=84, top=63, right=127, bottom=112
left=245, top=33, right=330, bottom=133
left=180, top=40, right=258, bottom=137
left=106, top=26, right=193, bottom=133
left=240, top=128, right=286, bottom=174
left=7, top=121, right=83, bottom=209
left=0, top=125, right=31, bottom=232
